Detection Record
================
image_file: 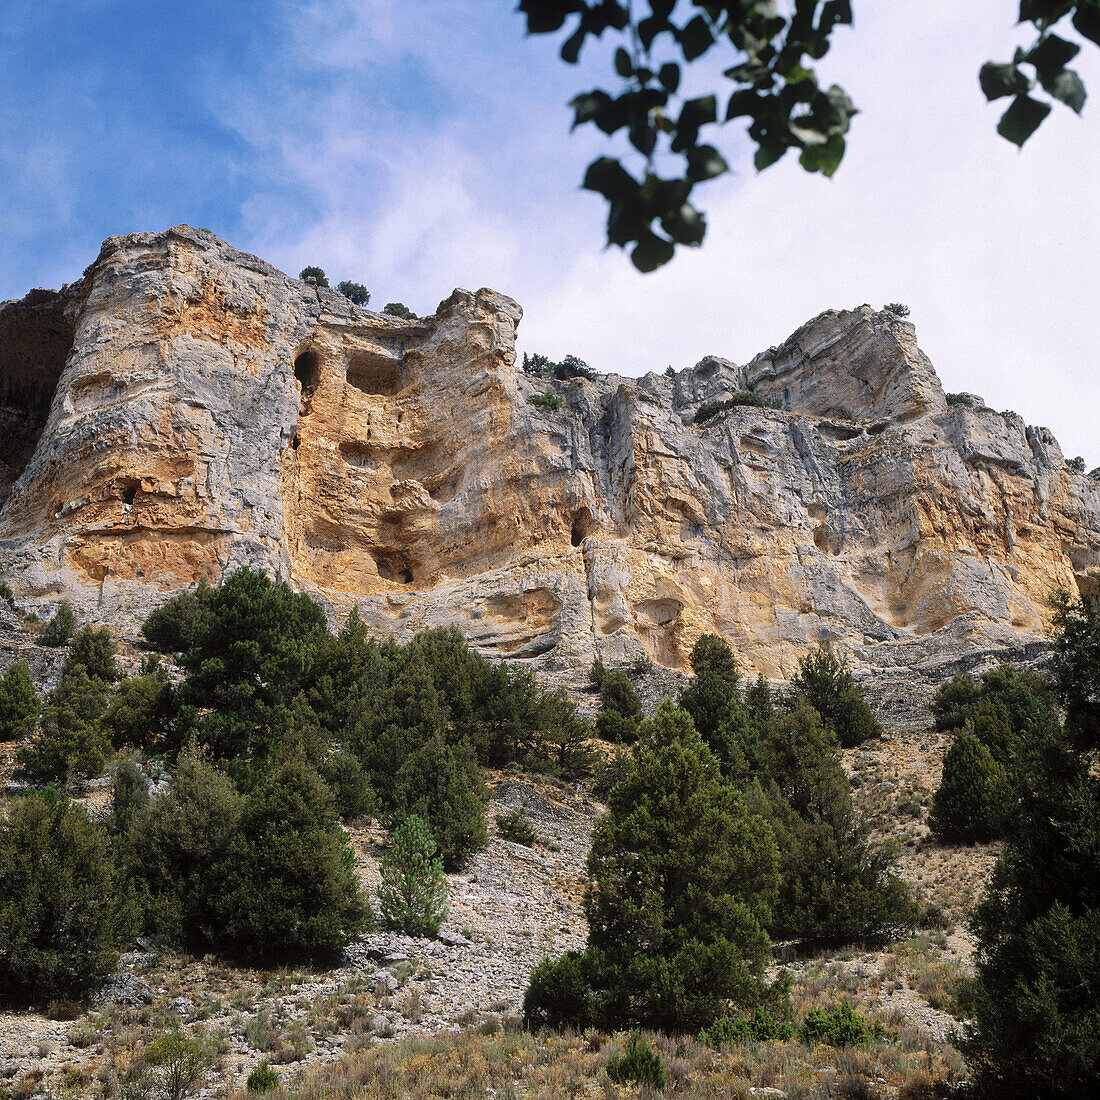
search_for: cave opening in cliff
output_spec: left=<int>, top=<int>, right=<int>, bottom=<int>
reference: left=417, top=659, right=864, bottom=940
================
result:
left=571, top=507, right=593, bottom=547
left=372, top=549, right=414, bottom=585
left=294, top=350, right=320, bottom=398
left=0, top=291, right=77, bottom=514
left=346, top=350, right=404, bottom=396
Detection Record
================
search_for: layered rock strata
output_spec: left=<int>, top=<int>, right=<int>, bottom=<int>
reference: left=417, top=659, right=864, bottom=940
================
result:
left=1, top=226, right=1098, bottom=675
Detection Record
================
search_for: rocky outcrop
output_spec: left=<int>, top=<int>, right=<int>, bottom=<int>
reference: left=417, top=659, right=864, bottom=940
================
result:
left=1, top=226, right=1098, bottom=676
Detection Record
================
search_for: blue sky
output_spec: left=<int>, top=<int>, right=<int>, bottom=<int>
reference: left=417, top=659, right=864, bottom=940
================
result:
left=3, top=1, right=1099, bottom=463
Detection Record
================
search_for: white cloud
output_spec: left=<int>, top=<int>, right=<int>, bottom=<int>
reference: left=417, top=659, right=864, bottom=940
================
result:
left=209, top=0, right=1100, bottom=461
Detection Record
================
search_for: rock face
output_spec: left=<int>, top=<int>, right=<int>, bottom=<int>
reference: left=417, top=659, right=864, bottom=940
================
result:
left=2, top=225, right=1099, bottom=675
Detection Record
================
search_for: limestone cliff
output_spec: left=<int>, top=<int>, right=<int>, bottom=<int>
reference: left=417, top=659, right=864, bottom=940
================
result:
left=2, top=226, right=1098, bottom=676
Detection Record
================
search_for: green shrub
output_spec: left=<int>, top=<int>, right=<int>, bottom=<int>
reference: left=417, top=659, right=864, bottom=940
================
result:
left=604, top=1031, right=666, bottom=1089
left=208, top=757, right=369, bottom=962
left=699, top=1006, right=794, bottom=1046
left=962, top=595, right=1100, bottom=1096
left=750, top=702, right=915, bottom=945
left=246, top=1059, right=280, bottom=1092
left=1067, top=455, right=1086, bottom=473
left=145, top=1030, right=214, bottom=1100
left=527, top=392, right=563, bottom=411
left=929, top=728, right=1007, bottom=842
left=299, top=266, right=329, bottom=287
left=141, top=580, right=213, bottom=654
left=590, top=747, right=632, bottom=801
left=930, top=673, right=982, bottom=732
left=798, top=1001, right=880, bottom=1047
left=789, top=642, right=881, bottom=747
left=0, top=582, right=13, bottom=604
left=523, top=951, right=593, bottom=1030
left=945, top=392, right=974, bottom=408
left=336, top=281, right=370, bottom=306
left=595, top=709, right=639, bottom=744
left=0, top=660, right=39, bottom=740
left=527, top=700, right=783, bottom=1033
left=103, top=669, right=173, bottom=750
left=109, top=759, right=150, bottom=836
left=496, top=809, right=538, bottom=846
left=318, top=751, right=376, bottom=821
left=0, top=791, right=121, bottom=1001
left=64, top=624, right=118, bottom=683
left=41, top=601, right=77, bottom=647
left=121, top=748, right=246, bottom=947
left=695, top=392, right=783, bottom=423
left=884, top=302, right=910, bottom=317
left=522, top=352, right=596, bottom=381
left=125, top=751, right=367, bottom=963
left=175, top=568, right=327, bottom=762
left=17, top=667, right=110, bottom=782
left=383, top=302, right=416, bottom=319
left=378, top=814, right=448, bottom=937
left=392, top=737, right=488, bottom=870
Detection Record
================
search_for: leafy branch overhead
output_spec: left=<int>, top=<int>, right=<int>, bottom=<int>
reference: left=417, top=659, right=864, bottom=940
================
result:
left=518, top=1, right=1099, bottom=272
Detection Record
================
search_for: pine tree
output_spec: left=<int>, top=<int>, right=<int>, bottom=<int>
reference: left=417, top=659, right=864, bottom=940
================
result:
left=378, top=814, right=448, bottom=937
left=0, top=661, right=39, bottom=740
left=789, top=641, right=881, bottom=747
left=963, top=591, right=1100, bottom=1096
left=0, top=791, right=121, bottom=1001
left=526, top=700, right=783, bottom=1033
left=929, top=728, right=1007, bottom=843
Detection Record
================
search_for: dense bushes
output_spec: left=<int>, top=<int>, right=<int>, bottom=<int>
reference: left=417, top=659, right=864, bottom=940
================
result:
left=960, top=591, right=1100, bottom=1097
left=789, top=642, right=882, bottom=747
left=0, top=660, right=38, bottom=739
left=0, top=791, right=122, bottom=1002
left=748, top=703, right=915, bottom=945
left=525, top=700, right=785, bottom=1033
left=695, top=392, right=783, bottom=423
left=120, top=750, right=366, bottom=962
left=928, top=730, right=1007, bottom=842
left=929, top=664, right=1056, bottom=842
left=676, top=634, right=911, bottom=948
left=40, top=601, right=76, bottom=647
left=18, top=667, right=110, bottom=783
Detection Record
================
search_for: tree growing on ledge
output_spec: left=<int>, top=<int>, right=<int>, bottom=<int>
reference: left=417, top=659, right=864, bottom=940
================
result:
left=298, top=266, right=329, bottom=287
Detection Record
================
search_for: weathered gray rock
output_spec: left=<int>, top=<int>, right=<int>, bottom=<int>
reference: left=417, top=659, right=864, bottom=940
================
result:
left=2, top=225, right=1098, bottom=676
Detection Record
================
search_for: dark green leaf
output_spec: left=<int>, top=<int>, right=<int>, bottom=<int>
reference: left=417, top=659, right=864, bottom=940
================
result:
left=997, top=93, right=1053, bottom=145
left=582, top=157, right=638, bottom=201
left=662, top=203, right=706, bottom=247
left=629, top=121, right=658, bottom=157
left=799, top=132, right=846, bottom=176
left=1027, top=33, right=1080, bottom=82
left=980, top=61, right=1031, bottom=101
left=1018, top=1, right=1074, bottom=26
left=686, top=144, right=730, bottom=181
left=754, top=142, right=787, bottom=171
left=561, top=25, right=587, bottom=64
left=614, top=47, right=633, bottom=78
left=659, top=62, right=681, bottom=93
left=1046, top=68, right=1087, bottom=112
left=1074, top=5, right=1100, bottom=47
left=727, top=88, right=763, bottom=119
left=679, top=14, right=715, bottom=61
left=631, top=231, right=676, bottom=273
left=820, top=1, right=854, bottom=32
left=571, top=90, right=613, bottom=128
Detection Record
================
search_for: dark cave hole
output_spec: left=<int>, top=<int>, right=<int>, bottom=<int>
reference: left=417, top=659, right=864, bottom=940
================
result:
left=294, top=351, right=320, bottom=396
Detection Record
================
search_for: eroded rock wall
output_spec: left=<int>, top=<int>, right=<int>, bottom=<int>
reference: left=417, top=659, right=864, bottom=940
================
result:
left=2, top=226, right=1098, bottom=676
